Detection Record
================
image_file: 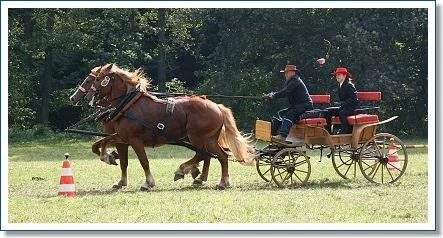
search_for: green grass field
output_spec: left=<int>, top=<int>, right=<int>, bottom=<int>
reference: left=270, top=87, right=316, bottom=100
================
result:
left=7, top=138, right=429, bottom=225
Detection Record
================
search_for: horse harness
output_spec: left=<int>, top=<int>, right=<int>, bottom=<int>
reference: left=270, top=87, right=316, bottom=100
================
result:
left=98, top=87, right=218, bottom=159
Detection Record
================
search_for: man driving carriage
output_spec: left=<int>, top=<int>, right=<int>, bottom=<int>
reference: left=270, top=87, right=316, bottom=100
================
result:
left=263, top=64, right=313, bottom=144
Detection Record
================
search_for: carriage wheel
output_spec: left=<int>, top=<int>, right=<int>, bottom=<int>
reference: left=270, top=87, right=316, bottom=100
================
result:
left=331, top=144, right=360, bottom=180
left=359, top=133, right=408, bottom=184
left=255, top=144, right=279, bottom=182
left=270, top=148, right=311, bottom=188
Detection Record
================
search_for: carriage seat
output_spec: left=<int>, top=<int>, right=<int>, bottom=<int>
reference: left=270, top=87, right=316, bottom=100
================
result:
left=332, top=92, right=381, bottom=125
left=332, top=114, right=379, bottom=125
left=296, top=94, right=331, bottom=126
left=297, top=117, right=327, bottom=126
left=296, top=94, right=330, bottom=126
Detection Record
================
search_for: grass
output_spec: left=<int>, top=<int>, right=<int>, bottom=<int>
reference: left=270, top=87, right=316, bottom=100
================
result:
left=7, top=138, right=429, bottom=225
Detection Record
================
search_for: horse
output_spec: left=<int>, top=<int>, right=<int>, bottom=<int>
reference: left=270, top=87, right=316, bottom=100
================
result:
left=72, top=63, right=253, bottom=190
left=69, top=65, right=202, bottom=188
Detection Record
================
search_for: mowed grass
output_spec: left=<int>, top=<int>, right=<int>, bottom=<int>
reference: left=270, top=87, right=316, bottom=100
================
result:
left=7, top=139, right=429, bottom=224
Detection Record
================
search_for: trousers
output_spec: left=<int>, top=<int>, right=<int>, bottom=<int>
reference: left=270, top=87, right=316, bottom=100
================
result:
left=276, top=103, right=313, bottom=137
left=324, top=106, right=358, bottom=134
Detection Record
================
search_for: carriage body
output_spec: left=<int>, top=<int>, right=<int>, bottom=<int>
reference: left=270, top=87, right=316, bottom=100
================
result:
left=254, top=92, right=408, bottom=188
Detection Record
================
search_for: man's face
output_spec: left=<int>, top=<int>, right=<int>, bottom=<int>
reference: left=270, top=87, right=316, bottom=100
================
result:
left=284, top=70, right=296, bottom=80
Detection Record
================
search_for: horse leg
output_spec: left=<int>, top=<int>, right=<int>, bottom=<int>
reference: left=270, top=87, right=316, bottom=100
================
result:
left=205, top=138, right=230, bottom=190
left=112, top=143, right=129, bottom=189
left=174, top=153, right=203, bottom=181
left=92, top=138, right=104, bottom=157
left=98, top=133, right=121, bottom=165
left=192, top=157, right=211, bottom=186
left=130, top=141, right=155, bottom=191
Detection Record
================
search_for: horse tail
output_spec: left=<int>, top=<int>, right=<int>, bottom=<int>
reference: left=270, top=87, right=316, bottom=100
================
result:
left=217, top=104, right=254, bottom=165
left=218, top=126, right=233, bottom=156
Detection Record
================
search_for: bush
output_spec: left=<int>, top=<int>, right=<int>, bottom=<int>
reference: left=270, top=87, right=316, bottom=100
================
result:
left=8, top=124, right=93, bottom=144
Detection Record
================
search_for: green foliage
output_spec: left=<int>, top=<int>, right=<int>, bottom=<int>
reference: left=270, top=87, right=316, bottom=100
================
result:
left=8, top=8, right=428, bottom=136
left=166, top=78, right=189, bottom=93
left=8, top=124, right=93, bottom=144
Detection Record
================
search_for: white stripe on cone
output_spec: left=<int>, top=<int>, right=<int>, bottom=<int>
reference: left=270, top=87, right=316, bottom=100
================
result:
left=58, top=184, right=76, bottom=192
left=387, top=148, right=401, bottom=170
left=60, top=168, right=73, bottom=176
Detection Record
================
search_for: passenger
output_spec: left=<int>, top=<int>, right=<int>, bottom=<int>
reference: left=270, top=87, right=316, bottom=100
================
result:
left=263, top=64, right=313, bottom=143
left=324, top=67, right=359, bottom=134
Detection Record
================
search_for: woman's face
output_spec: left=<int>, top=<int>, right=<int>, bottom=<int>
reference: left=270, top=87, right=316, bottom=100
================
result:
left=335, top=73, right=346, bottom=83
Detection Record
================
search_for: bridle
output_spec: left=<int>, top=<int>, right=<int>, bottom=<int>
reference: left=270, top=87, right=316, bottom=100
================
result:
left=76, top=73, right=98, bottom=94
left=90, top=72, right=127, bottom=106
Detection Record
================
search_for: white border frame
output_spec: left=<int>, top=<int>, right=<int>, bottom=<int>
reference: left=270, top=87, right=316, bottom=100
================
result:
left=1, top=1, right=437, bottom=232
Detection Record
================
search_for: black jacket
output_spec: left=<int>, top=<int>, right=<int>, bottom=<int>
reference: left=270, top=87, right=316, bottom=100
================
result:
left=273, top=75, right=313, bottom=107
left=338, top=78, right=359, bottom=107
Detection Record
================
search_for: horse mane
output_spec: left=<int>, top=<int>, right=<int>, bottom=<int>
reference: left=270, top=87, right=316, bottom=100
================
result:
left=107, top=64, right=151, bottom=93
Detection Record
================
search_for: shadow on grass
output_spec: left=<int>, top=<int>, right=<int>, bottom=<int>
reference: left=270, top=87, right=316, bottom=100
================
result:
left=72, top=178, right=380, bottom=196
left=75, top=188, right=139, bottom=196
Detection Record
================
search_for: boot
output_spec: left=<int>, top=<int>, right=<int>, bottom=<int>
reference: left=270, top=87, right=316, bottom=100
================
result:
left=271, top=134, right=287, bottom=143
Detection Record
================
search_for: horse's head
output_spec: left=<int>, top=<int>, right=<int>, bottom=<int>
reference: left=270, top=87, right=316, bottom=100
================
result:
left=69, top=66, right=102, bottom=104
left=89, top=63, right=131, bottom=106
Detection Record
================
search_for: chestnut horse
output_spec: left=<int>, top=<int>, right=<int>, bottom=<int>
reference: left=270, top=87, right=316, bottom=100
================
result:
left=69, top=66, right=203, bottom=188
left=71, top=64, right=253, bottom=190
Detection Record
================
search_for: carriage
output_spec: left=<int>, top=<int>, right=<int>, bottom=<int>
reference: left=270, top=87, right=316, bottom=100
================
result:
left=254, top=92, right=408, bottom=188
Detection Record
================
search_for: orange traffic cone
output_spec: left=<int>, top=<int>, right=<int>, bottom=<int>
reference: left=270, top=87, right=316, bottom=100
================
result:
left=58, top=153, right=76, bottom=197
left=387, top=138, right=401, bottom=171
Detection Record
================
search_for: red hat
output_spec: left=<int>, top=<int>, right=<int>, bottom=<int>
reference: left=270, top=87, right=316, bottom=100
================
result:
left=280, top=64, right=298, bottom=73
left=331, top=67, right=352, bottom=78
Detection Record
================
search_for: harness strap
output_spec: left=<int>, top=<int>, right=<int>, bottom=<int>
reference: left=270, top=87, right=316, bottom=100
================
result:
left=151, top=98, right=176, bottom=147
left=122, top=111, right=217, bottom=158
left=109, top=88, right=142, bottom=122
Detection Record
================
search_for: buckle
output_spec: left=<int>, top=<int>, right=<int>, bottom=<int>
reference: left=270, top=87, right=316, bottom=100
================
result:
left=156, top=123, right=165, bottom=130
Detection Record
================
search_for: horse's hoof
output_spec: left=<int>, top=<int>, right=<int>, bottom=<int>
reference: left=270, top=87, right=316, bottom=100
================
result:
left=192, top=179, right=203, bottom=186
left=111, top=151, right=119, bottom=160
left=174, top=173, right=185, bottom=181
left=112, top=184, right=122, bottom=190
left=108, top=152, right=119, bottom=165
left=215, top=184, right=226, bottom=190
left=140, top=186, right=153, bottom=192
left=191, top=168, right=200, bottom=179
left=112, top=183, right=126, bottom=190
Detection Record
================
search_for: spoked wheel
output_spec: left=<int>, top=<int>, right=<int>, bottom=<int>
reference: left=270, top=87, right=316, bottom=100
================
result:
left=255, top=144, right=280, bottom=182
left=331, top=144, right=360, bottom=180
left=359, top=133, right=408, bottom=184
left=270, top=148, right=311, bottom=188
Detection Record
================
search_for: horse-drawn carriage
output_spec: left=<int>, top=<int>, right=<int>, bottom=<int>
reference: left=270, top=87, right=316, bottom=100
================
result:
left=69, top=64, right=408, bottom=190
left=254, top=92, right=408, bottom=188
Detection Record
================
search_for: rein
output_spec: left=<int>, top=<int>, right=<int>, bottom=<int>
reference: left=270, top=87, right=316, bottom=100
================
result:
left=150, top=92, right=264, bottom=100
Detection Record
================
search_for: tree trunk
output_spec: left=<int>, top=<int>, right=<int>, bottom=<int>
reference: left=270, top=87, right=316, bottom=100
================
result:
left=40, top=47, right=53, bottom=124
left=40, top=11, right=55, bottom=124
left=157, top=9, right=167, bottom=92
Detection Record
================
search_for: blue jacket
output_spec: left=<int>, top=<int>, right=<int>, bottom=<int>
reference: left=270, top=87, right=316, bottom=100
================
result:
left=273, top=75, right=313, bottom=108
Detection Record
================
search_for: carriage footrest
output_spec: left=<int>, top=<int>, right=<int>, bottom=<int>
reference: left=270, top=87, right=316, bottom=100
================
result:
left=332, top=114, right=379, bottom=125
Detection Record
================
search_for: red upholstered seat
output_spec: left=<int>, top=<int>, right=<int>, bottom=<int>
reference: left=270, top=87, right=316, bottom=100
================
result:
left=311, top=95, right=330, bottom=104
left=297, top=117, right=327, bottom=126
left=332, top=114, right=379, bottom=125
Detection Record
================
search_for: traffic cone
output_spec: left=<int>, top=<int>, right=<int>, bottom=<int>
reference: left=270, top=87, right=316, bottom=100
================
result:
left=58, top=153, right=76, bottom=197
left=387, top=138, right=401, bottom=171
